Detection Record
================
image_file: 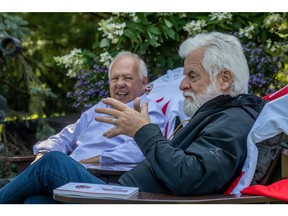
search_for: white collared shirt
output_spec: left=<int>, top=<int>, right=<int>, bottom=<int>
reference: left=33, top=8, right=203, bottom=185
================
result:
left=33, top=94, right=167, bottom=164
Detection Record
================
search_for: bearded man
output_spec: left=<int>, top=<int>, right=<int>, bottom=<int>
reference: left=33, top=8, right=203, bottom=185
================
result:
left=0, top=32, right=266, bottom=203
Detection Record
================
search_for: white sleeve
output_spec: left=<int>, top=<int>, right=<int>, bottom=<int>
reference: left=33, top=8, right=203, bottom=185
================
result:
left=33, top=112, right=89, bottom=155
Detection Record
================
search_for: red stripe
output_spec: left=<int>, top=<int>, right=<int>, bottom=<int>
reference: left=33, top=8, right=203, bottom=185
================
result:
left=156, top=97, right=164, bottom=103
left=162, top=101, right=170, bottom=115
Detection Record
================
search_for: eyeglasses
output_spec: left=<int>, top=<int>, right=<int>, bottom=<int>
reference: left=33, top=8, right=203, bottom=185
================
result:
left=167, top=119, right=190, bottom=140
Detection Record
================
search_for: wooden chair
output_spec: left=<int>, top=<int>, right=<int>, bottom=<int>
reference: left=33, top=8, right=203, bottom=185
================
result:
left=0, top=114, right=80, bottom=176
left=53, top=94, right=288, bottom=204
left=0, top=155, right=36, bottom=176
left=53, top=191, right=280, bottom=204
left=53, top=148, right=288, bottom=204
left=2, top=130, right=287, bottom=203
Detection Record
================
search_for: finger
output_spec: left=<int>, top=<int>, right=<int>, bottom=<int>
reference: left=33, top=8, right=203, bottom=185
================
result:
left=133, top=97, right=141, bottom=113
left=80, top=156, right=99, bottom=164
left=95, top=116, right=117, bottom=125
left=101, top=98, right=129, bottom=112
left=95, top=107, right=122, bottom=118
left=103, top=127, right=122, bottom=138
left=30, top=154, right=43, bottom=165
left=141, top=101, right=149, bottom=116
left=79, top=159, right=90, bottom=164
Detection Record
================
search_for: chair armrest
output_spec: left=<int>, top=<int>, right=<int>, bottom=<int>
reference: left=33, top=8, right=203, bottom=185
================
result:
left=281, top=149, right=288, bottom=179
left=53, top=192, right=280, bottom=204
left=0, top=155, right=35, bottom=162
left=0, top=155, right=35, bottom=174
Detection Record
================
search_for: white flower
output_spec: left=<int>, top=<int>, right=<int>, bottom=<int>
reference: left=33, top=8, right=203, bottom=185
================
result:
left=239, top=23, right=258, bottom=39
left=156, top=13, right=174, bottom=17
left=263, top=13, right=285, bottom=33
left=209, top=12, right=233, bottom=24
left=129, top=13, right=140, bottom=23
left=179, top=13, right=187, bottom=18
left=263, top=13, right=282, bottom=27
left=99, top=51, right=113, bottom=67
left=98, top=18, right=126, bottom=44
left=266, top=39, right=272, bottom=49
left=54, top=48, right=85, bottom=78
left=266, top=40, right=288, bottom=53
left=183, top=20, right=207, bottom=36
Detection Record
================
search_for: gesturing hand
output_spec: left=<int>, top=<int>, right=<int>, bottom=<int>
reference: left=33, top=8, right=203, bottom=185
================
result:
left=79, top=155, right=100, bottom=165
left=95, top=97, right=150, bottom=138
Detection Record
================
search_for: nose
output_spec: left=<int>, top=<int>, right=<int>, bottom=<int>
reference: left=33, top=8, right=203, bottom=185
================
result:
left=179, top=77, right=190, bottom=91
left=115, top=78, right=125, bottom=87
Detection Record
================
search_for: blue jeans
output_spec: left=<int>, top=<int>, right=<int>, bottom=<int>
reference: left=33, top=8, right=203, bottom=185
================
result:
left=0, top=151, right=105, bottom=204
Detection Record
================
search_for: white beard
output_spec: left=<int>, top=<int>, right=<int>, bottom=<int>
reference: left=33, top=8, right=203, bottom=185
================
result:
left=183, top=82, right=223, bottom=118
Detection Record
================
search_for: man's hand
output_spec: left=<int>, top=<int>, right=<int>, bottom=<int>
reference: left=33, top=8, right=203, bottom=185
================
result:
left=95, top=97, right=150, bottom=138
left=30, top=153, right=44, bottom=165
left=79, top=155, right=100, bottom=165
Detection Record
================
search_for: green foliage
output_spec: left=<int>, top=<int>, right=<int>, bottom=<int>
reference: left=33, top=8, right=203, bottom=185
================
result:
left=0, top=13, right=287, bottom=154
left=61, top=12, right=287, bottom=110
left=0, top=13, right=57, bottom=152
left=0, top=13, right=29, bottom=40
left=89, top=13, right=288, bottom=84
left=2, top=13, right=288, bottom=115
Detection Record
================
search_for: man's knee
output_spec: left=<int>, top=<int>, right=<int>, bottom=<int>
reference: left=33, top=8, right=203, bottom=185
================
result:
left=39, top=151, right=70, bottom=165
left=43, top=151, right=66, bottom=158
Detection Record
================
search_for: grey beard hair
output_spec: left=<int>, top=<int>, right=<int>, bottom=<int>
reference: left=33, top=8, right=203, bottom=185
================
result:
left=183, top=82, right=223, bottom=118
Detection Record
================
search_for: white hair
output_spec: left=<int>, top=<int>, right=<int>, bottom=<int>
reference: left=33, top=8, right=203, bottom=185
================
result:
left=179, top=32, right=249, bottom=95
left=108, top=51, right=148, bottom=79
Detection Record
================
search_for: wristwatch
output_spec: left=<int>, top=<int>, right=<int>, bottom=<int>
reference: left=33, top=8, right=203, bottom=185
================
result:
left=38, top=150, right=50, bottom=155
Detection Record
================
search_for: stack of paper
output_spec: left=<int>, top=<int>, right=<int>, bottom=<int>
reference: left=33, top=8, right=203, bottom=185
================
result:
left=53, top=182, right=139, bottom=199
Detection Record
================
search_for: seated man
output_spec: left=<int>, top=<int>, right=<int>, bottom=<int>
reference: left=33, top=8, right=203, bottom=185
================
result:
left=0, top=32, right=266, bottom=204
left=32, top=51, right=166, bottom=165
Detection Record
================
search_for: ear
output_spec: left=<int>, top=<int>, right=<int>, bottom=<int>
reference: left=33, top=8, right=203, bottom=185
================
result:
left=142, top=76, right=148, bottom=86
left=219, top=70, right=233, bottom=91
left=141, top=76, right=149, bottom=91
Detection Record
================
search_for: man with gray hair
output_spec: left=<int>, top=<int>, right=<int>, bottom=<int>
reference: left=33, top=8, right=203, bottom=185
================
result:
left=32, top=51, right=166, bottom=165
left=0, top=32, right=266, bottom=203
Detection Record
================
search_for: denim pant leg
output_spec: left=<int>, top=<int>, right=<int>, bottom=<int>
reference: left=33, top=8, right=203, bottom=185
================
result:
left=24, top=195, right=61, bottom=204
left=0, top=151, right=106, bottom=204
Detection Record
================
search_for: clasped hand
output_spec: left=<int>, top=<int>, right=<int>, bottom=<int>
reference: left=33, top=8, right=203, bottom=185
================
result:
left=95, top=97, right=151, bottom=138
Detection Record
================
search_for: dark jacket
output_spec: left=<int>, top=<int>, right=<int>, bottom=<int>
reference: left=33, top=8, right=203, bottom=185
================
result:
left=119, top=94, right=266, bottom=195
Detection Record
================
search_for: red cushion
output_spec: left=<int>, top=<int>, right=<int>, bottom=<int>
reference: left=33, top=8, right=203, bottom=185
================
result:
left=241, top=179, right=288, bottom=202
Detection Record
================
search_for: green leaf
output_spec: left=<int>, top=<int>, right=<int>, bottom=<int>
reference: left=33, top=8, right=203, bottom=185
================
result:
left=126, top=22, right=146, bottom=34
left=124, top=29, right=139, bottom=43
left=147, top=31, right=153, bottom=39
left=148, top=35, right=157, bottom=46
left=148, top=26, right=161, bottom=35
left=99, top=38, right=110, bottom=48
left=161, top=26, right=176, bottom=40
left=164, top=18, right=173, bottom=28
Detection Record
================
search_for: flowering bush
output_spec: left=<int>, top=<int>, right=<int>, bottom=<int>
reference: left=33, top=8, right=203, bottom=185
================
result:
left=54, top=48, right=111, bottom=111
left=243, top=40, right=284, bottom=94
left=54, top=48, right=87, bottom=78
left=55, top=12, right=287, bottom=111
left=66, top=59, right=109, bottom=111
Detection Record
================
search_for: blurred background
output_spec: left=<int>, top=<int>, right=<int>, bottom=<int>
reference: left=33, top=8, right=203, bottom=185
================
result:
left=0, top=12, right=287, bottom=160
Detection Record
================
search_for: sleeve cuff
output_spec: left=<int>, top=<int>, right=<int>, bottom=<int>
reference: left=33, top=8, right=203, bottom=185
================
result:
left=134, top=123, right=166, bottom=153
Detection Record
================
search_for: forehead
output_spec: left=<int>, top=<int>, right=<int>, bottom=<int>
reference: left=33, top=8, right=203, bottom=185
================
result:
left=110, top=56, right=139, bottom=76
left=183, top=49, right=205, bottom=73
